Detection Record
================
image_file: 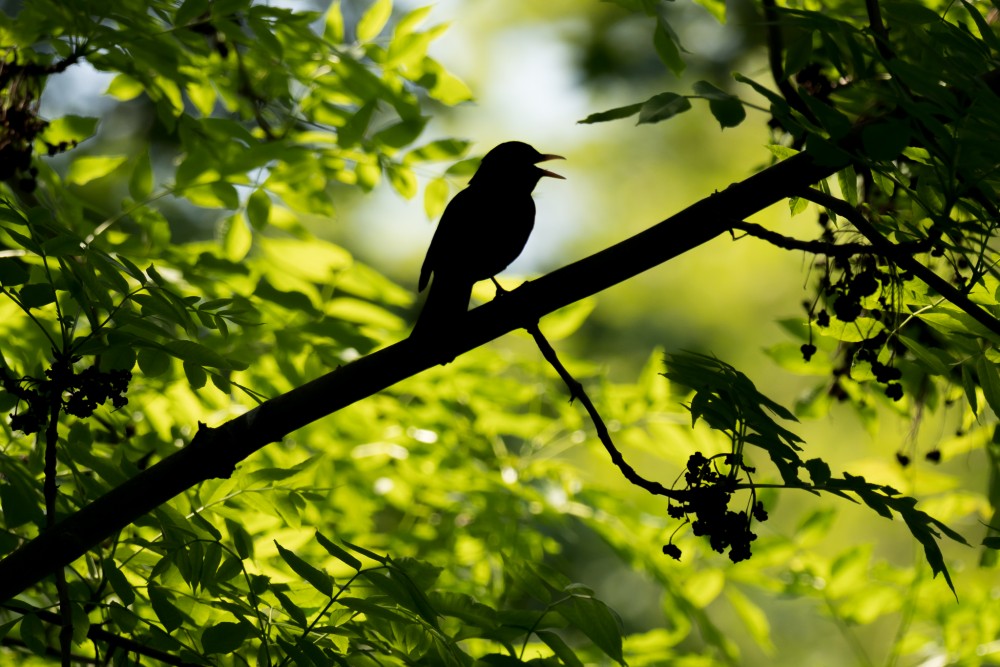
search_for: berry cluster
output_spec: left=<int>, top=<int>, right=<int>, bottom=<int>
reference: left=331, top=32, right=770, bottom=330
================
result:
left=663, top=452, right=768, bottom=563
left=2, top=359, right=131, bottom=434
left=804, top=258, right=909, bottom=401
left=0, top=55, right=80, bottom=192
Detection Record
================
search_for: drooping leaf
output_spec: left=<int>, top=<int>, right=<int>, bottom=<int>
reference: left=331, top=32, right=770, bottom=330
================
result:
left=275, top=541, right=333, bottom=597
left=637, top=92, right=692, bottom=124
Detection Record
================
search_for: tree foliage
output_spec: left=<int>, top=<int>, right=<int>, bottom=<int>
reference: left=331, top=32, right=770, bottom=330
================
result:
left=0, top=0, right=999, bottom=665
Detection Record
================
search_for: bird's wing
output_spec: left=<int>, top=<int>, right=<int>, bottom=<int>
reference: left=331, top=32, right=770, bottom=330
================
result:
left=418, top=188, right=473, bottom=292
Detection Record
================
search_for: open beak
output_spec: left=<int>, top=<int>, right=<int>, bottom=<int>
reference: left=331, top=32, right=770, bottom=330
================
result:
left=535, top=153, right=566, bottom=179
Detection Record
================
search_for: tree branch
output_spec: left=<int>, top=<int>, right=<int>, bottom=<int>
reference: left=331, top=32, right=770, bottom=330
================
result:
left=527, top=323, right=680, bottom=499
left=865, top=0, right=895, bottom=61
left=0, top=145, right=839, bottom=603
left=731, top=219, right=931, bottom=256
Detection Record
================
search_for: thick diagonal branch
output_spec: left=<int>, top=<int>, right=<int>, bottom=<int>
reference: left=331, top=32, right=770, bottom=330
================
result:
left=5, top=65, right=1000, bottom=600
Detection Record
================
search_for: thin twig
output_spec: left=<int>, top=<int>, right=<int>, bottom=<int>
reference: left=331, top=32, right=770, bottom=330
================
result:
left=865, top=0, right=895, bottom=61
left=43, top=398, right=72, bottom=667
left=6, top=605, right=201, bottom=667
left=526, top=322, right=681, bottom=500
left=731, top=219, right=930, bottom=256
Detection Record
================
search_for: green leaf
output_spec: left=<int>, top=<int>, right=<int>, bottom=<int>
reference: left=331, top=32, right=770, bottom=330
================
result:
left=222, top=212, right=252, bottom=262
left=638, top=92, right=692, bottom=124
left=104, top=559, right=136, bottom=606
left=166, top=340, right=243, bottom=370
left=137, top=348, right=172, bottom=378
left=70, top=602, right=90, bottom=646
left=357, top=0, right=392, bottom=42
left=341, top=540, right=387, bottom=564
left=338, top=101, right=376, bottom=148
left=837, top=165, right=858, bottom=206
left=175, top=0, right=210, bottom=27
left=556, top=595, right=624, bottom=664
left=129, top=150, right=154, bottom=200
left=692, top=81, right=745, bottom=128
left=315, top=532, right=362, bottom=570
left=246, top=188, right=271, bottom=230
left=41, top=234, right=84, bottom=257
left=18, top=283, right=56, bottom=309
left=375, top=117, right=428, bottom=149
left=0, top=259, right=29, bottom=286
left=67, top=155, right=129, bottom=185
left=727, top=587, right=774, bottom=654
left=861, top=121, right=912, bottom=161
left=578, top=102, right=645, bottom=124
left=804, top=458, right=831, bottom=486
left=275, top=540, right=333, bottom=596
left=540, top=298, right=596, bottom=340
left=148, top=585, right=186, bottom=632
left=184, top=181, right=239, bottom=209
left=387, top=163, right=418, bottom=198
left=272, top=590, right=307, bottom=628
left=962, top=364, right=979, bottom=416
left=977, top=357, right=1000, bottom=418
left=227, top=519, right=255, bottom=560
left=423, top=177, right=449, bottom=219
left=183, top=361, right=207, bottom=390
left=325, top=0, right=345, bottom=42
left=691, top=0, right=727, bottom=22
left=105, top=74, right=144, bottom=101
left=536, top=629, right=584, bottom=667
left=653, top=19, right=685, bottom=77
left=202, top=621, right=250, bottom=654
left=41, top=115, right=98, bottom=146
left=419, top=58, right=473, bottom=105
left=364, top=569, right=440, bottom=628
left=19, top=614, right=47, bottom=656
left=898, top=334, right=951, bottom=375
left=108, top=602, right=138, bottom=633
left=404, top=138, right=470, bottom=164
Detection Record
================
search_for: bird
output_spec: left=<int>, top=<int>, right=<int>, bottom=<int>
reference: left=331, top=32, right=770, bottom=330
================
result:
left=411, top=141, right=564, bottom=337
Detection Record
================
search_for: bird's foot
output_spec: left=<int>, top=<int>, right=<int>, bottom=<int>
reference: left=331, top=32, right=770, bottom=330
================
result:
left=491, top=277, right=510, bottom=297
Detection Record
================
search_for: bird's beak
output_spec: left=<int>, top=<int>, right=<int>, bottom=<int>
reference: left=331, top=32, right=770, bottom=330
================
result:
left=535, top=154, right=566, bottom=179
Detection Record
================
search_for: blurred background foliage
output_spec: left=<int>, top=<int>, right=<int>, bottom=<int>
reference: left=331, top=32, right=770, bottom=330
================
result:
left=0, top=0, right=997, bottom=665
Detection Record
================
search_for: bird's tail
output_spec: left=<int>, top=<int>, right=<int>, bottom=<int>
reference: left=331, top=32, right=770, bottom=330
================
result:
left=411, top=278, right=473, bottom=339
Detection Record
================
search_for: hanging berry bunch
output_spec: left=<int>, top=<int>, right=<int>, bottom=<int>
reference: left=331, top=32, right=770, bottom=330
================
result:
left=1, top=356, right=131, bottom=435
left=0, top=53, right=81, bottom=192
left=662, top=452, right=768, bottom=563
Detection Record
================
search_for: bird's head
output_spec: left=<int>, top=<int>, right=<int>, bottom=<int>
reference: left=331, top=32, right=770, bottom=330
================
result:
left=470, top=141, right=565, bottom=190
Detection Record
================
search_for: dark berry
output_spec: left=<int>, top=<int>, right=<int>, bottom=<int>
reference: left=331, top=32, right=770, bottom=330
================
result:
left=662, top=544, right=682, bottom=560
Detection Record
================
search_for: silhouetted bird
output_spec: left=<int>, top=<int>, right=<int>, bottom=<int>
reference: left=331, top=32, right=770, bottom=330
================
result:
left=412, top=141, right=564, bottom=337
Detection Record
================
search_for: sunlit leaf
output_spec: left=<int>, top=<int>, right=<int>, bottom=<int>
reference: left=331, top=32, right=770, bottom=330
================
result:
left=423, top=177, right=449, bottom=219
left=202, top=621, right=250, bottom=654
left=556, top=595, right=625, bottom=664
left=578, top=102, right=644, bottom=124
left=275, top=541, right=333, bottom=596
left=67, top=155, right=129, bottom=185
left=41, top=115, right=98, bottom=146
left=357, top=0, right=392, bottom=42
